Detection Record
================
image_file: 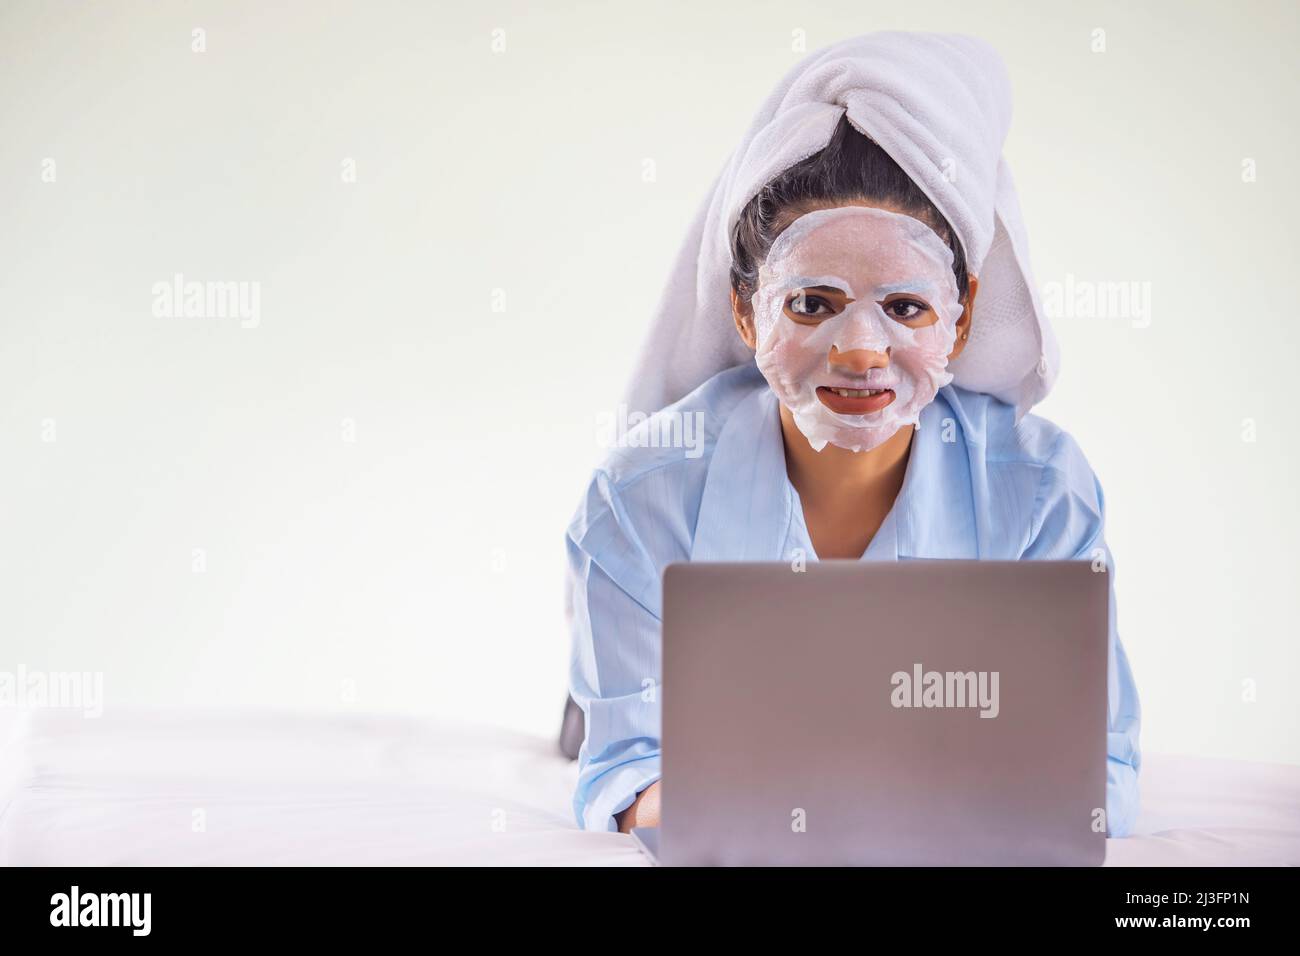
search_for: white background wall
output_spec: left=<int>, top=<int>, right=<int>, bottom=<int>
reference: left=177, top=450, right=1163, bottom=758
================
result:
left=2, top=0, right=1297, bottom=763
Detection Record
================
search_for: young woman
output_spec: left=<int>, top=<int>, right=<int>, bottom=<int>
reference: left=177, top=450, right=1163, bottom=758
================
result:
left=565, top=34, right=1141, bottom=840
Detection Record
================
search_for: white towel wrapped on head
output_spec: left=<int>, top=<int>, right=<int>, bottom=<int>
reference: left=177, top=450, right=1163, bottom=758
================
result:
left=623, top=31, right=1057, bottom=420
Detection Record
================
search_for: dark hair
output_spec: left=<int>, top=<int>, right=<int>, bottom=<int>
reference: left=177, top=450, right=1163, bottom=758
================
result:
left=729, top=114, right=968, bottom=311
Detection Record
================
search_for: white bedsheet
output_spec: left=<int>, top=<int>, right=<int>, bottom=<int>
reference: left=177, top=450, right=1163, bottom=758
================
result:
left=0, top=710, right=1295, bottom=866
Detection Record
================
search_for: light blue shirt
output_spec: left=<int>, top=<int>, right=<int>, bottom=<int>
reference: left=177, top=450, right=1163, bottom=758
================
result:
left=566, top=363, right=1141, bottom=836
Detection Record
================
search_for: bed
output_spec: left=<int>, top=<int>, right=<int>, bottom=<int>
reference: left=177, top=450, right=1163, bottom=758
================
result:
left=1, top=709, right=1296, bottom=866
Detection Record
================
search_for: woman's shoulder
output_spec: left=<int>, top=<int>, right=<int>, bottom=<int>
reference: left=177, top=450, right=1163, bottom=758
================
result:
left=942, top=384, right=1093, bottom=475
left=941, top=384, right=1107, bottom=543
left=569, top=363, right=766, bottom=557
left=591, top=362, right=765, bottom=491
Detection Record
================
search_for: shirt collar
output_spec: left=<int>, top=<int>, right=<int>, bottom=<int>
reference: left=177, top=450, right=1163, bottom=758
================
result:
left=692, top=385, right=978, bottom=562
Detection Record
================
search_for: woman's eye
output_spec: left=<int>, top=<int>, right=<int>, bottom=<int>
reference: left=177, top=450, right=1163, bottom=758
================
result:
left=787, top=293, right=834, bottom=317
left=882, top=298, right=930, bottom=322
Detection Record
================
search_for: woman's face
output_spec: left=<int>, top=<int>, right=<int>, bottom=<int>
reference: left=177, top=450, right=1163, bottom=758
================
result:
left=737, top=203, right=972, bottom=453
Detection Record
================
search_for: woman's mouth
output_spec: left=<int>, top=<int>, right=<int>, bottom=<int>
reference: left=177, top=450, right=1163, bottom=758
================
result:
left=816, top=385, right=895, bottom=415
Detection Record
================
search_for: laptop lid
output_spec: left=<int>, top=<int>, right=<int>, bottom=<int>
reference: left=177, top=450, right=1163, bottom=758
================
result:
left=658, top=560, right=1108, bottom=866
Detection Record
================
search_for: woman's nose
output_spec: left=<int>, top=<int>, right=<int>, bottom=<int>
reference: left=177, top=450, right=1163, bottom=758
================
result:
left=828, top=345, right=890, bottom=373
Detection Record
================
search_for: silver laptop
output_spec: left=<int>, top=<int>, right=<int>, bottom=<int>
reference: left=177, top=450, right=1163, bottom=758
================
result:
left=632, top=560, right=1109, bottom=866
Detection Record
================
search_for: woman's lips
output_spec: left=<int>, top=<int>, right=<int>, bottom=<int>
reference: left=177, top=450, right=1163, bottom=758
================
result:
left=816, top=385, right=895, bottom=415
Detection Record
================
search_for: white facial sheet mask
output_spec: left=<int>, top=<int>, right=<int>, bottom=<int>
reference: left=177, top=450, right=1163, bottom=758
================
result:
left=752, top=205, right=964, bottom=453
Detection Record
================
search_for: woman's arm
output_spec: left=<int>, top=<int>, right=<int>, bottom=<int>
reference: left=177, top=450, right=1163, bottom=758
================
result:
left=1025, top=431, right=1142, bottom=836
left=566, top=473, right=666, bottom=832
